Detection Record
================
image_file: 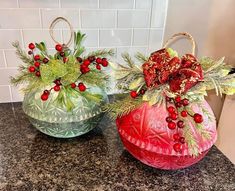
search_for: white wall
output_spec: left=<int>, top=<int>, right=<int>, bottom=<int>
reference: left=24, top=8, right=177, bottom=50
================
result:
left=0, top=0, right=168, bottom=102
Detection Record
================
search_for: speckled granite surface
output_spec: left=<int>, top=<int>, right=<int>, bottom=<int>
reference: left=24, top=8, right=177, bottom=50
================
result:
left=0, top=102, right=234, bottom=191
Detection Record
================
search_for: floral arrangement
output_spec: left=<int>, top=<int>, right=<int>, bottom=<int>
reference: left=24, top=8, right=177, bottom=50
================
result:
left=105, top=34, right=235, bottom=156
left=11, top=31, right=114, bottom=111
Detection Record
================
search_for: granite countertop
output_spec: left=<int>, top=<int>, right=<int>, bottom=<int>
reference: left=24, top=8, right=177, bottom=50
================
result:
left=0, top=102, right=234, bottom=191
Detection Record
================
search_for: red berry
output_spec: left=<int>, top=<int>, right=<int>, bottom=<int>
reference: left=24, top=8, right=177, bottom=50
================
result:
left=173, top=133, right=180, bottom=141
left=34, top=55, right=40, bottom=61
left=84, top=67, right=90, bottom=73
left=60, top=52, right=65, bottom=57
left=177, top=120, right=184, bottom=128
left=71, top=83, right=76, bottom=89
left=54, top=85, right=60, bottom=92
left=101, top=59, right=108, bottom=67
left=182, top=98, right=189, bottom=106
left=175, top=96, right=181, bottom=103
left=96, top=57, right=102, bottom=64
left=80, top=65, right=90, bottom=73
left=96, top=64, right=101, bottom=70
left=28, top=66, right=35, bottom=73
left=63, top=57, right=68, bottom=63
left=167, top=106, right=175, bottom=113
left=166, top=96, right=171, bottom=102
left=43, top=58, right=49, bottom=63
left=34, top=62, right=40, bottom=67
left=173, top=143, right=182, bottom=152
left=80, top=68, right=85, bottom=73
left=194, top=113, right=203, bottom=123
left=83, top=59, right=90, bottom=66
left=35, top=71, right=41, bottom=77
left=170, top=113, right=178, bottom=120
left=88, top=56, right=95, bottom=62
left=179, top=137, right=185, bottom=144
left=80, top=64, right=87, bottom=69
left=54, top=79, right=61, bottom=86
left=175, top=102, right=182, bottom=108
left=168, top=121, right=176, bottom=130
left=166, top=117, right=172, bottom=122
left=78, top=83, right=86, bottom=92
left=43, top=90, right=50, bottom=95
left=130, top=91, right=138, bottom=98
left=181, top=110, right=188, bottom=117
left=76, top=57, right=83, bottom=63
left=41, top=93, right=48, bottom=101
left=28, top=50, right=33, bottom=55
left=55, top=44, right=63, bottom=52
left=28, top=43, right=35, bottom=50
left=140, top=89, right=146, bottom=95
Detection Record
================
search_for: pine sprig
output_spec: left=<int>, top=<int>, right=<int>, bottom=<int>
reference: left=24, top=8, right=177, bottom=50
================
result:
left=135, top=52, right=148, bottom=62
left=10, top=72, right=32, bottom=87
left=186, top=106, right=211, bottom=140
left=122, top=52, right=135, bottom=68
left=86, top=49, right=115, bottom=59
left=195, top=57, right=235, bottom=96
left=78, top=69, right=110, bottom=89
left=183, top=124, right=199, bottom=156
left=113, top=53, right=144, bottom=91
left=103, top=96, right=143, bottom=120
left=22, top=78, right=49, bottom=94
left=195, top=123, right=211, bottom=140
left=12, top=41, right=33, bottom=64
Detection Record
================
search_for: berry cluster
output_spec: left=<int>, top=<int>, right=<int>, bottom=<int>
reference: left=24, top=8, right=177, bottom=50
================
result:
left=40, top=79, right=87, bottom=101
left=27, top=42, right=108, bottom=101
left=27, top=42, right=109, bottom=101
left=78, top=56, right=109, bottom=74
left=27, top=43, right=49, bottom=77
left=130, top=89, right=146, bottom=98
left=165, top=96, right=203, bottom=152
left=55, top=44, right=68, bottom=63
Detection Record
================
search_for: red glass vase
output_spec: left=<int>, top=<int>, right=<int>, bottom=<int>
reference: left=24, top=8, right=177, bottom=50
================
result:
left=116, top=101, right=217, bottom=170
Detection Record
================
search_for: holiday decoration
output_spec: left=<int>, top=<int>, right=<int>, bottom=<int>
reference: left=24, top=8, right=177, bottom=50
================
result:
left=104, top=33, right=235, bottom=170
left=11, top=17, right=114, bottom=138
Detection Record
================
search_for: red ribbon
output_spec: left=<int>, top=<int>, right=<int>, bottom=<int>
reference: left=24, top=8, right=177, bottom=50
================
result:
left=142, top=49, right=203, bottom=94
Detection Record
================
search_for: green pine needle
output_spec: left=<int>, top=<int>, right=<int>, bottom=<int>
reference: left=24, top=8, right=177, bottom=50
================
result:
left=113, top=53, right=144, bottom=91
left=135, top=52, right=148, bottom=62
left=103, top=95, right=143, bottom=120
left=78, top=69, right=110, bottom=89
left=194, top=57, right=235, bottom=96
left=85, top=49, right=115, bottom=59
left=122, top=52, right=135, bottom=68
left=12, top=41, right=33, bottom=64
left=183, top=123, right=199, bottom=156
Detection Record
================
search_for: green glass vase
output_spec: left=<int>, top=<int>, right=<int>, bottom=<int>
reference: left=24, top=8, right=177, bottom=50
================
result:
left=22, top=86, right=108, bottom=138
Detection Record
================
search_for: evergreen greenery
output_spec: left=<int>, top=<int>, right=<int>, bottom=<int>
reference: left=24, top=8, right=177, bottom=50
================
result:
left=11, top=31, right=114, bottom=111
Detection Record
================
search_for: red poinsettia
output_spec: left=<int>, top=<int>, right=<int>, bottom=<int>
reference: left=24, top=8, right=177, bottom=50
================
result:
left=142, top=50, right=203, bottom=94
